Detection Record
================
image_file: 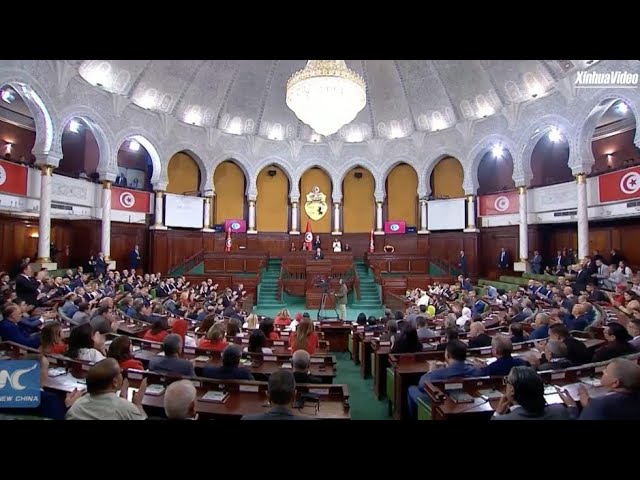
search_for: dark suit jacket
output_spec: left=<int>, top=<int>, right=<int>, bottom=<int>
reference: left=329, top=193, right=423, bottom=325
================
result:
left=15, top=274, right=39, bottom=306
left=201, top=365, right=254, bottom=381
left=498, top=252, right=509, bottom=268
left=293, top=371, right=323, bottom=384
left=492, top=404, right=574, bottom=420
left=95, top=258, right=108, bottom=276
left=129, top=250, right=141, bottom=269
left=573, top=270, right=590, bottom=295
left=313, top=253, right=324, bottom=260
left=592, top=341, right=635, bottom=363
left=468, top=333, right=492, bottom=349
left=241, top=405, right=308, bottom=420
left=148, top=356, right=195, bottom=377
left=579, top=391, right=640, bottom=420
left=458, top=256, right=467, bottom=275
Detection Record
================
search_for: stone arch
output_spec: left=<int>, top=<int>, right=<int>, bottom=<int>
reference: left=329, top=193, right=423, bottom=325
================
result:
left=0, top=69, right=58, bottom=158
left=164, top=145, right=209, bottom=193
left=516, top=113, right=576, bottom=183
left=210, top=152, right=252, bottom=196
left=379, top=156, right=419, bottom=199
left=465, top=133, right=519, bottom=191
left=113, top=128, right=163, bottom=186
left=57, top=105, right=113, bottom=179
left=575, top=91, right=640, bottom=173
left=336, top=158, right=376, bottom=202
left=421, top=146, right=466, bottom=197
left=253, top=156, right=295, bottom=198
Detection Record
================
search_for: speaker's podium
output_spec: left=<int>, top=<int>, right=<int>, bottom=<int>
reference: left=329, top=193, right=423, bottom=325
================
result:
left=305, top=260, right=335, bottom=309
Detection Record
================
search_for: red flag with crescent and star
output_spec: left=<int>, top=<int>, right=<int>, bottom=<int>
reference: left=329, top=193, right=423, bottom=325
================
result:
left=304, top=221, right=313, bottom=251
left=225, top=227, right=232, bottom=252
left=598, top=166, right=640, bottom=203
left=369, top=229, right=375, bottom=253
left=478, top=190, right=519, bottom=216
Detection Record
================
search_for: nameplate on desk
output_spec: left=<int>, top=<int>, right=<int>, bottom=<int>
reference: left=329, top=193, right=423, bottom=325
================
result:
left=379, top=341, right=391, bottom=346
left=193, top=355, right=210, bottom=362
left=150, top=343, right=161, bottom=350
left=132, top=346, right=141, bottom=352
left=444, top=383, right=463, bottom=391
left=184, top=347, right=196, bottom=355
left=480, top=348, right=491, bottom=355
left=365, top=332, right=374, bottom=337
left=551, top=372, right=565, bottom=380
left=281, top=362, right=292, bottom=369
left=239, top=384, right=259, bottom=393
left=127, top=371, right=143, bottom=380
left=241, top=338, right=249, bottom=344
left=356, top=326, right=365, bottom=332
left=273, top=341, right=285, bottom=346
left=310, top=357, right=325, bottom=364
left=308, top=388, right=329, bottom=395
left=263, top=356, right=277, bottom=362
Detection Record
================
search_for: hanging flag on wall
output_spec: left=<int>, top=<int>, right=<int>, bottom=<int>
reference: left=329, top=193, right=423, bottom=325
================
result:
left=224, top=219, right=246, bottom=233
left=303, top=221, right=313, bottom=251
left=112, top=186, right=151, bottom=213
left=478, top=190, right=519, bottom=216
left=369, top=229, right=374, bottom=253
left=225, top=227, right=232, bottom=252
left=598, top=166, right=640, bottom=203
left=0, top=159, right=28, bottom=196
left=384, top=220, right=406, bottom=234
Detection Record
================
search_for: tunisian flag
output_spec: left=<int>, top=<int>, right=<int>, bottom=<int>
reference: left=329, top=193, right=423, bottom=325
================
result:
left=0, top=159, right=27, bottom=196
left=369, top=229, right=374, bottom=253
left=225, top=227, right=232, bottom=252
left=303, top=221, right=313, bottom=251
left=598, top=166, right=640, bottom=203
left=112, top=186, right=151, bottom=213
left=478, top=190, right=519, bottom=216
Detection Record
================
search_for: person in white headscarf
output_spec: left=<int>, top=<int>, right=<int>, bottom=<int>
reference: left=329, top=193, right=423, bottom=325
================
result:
left=456, top=307, right=472, bottom=328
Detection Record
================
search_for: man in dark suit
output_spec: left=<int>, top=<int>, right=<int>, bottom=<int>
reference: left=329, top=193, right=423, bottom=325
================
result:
left=610, top=249, right=623, bottom=268
left=572, top=263, right=590, bottom=295
left=202, top=345, right=254, bottom=381
left=458, top=250, right=468, bottom=278
left=148, top=335, right=195, bottom=377
left=553, top=250, right=566, bottom=273
left=129, top=245, right=141, bottom=270
left=241, top=369, right=306, bottom=420
left=15, top=264, right=40, bottom=307
left=95, top=252, right=108, bottom=277
left=471, top=336, right=528, bottom=377
left=561, top=358, right=640, bottom=420
left=532, top=251, right=543, bottom=274
left=292, top=350, right=322, bottom=384
left=312, top=235, right=321, bottom=251
left=313, top=248, right=324, bottom=260
left=498, top=247, right=509, bottom=271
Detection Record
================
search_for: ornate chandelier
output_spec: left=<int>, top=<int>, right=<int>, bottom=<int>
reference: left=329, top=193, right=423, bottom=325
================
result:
left=286, top=60, right=367, bottom=137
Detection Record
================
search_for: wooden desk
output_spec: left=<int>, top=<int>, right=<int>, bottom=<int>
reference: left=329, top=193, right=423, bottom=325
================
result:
left=371, top=340, right=392, bottom=400
left=317, top=322, right=352, bottom=352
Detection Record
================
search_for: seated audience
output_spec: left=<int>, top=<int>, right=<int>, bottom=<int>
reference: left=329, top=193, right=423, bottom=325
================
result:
left=66, top=323, right=106, bottom=363
left=435, top=327, right=459, bottom=351
left=202, top=344, right=254, bottom=380
left=537, top=340, right=572, bottom=371
left=356, top=312, right=367, bottom=326
left=592, top=322, right=635, bottom=362
left=528, top=313, right=551, bottom=340
left=243, top=313, right=260, bottom=330
left=471, top=336, right=529, bottom=376
left=241, top=369, right=303, bottom=420
left=391, top=324, right=424, bottom=354
left=170, top=318, right=197, bottom=348
left=197, top=322, right=228, bottom=351
left=245, top=329, right=273, bottom=354
left=289, top=317, right=319, bottom=354
left=292, top=349, right=322, bottom=384
left=467, top=321, right=492, bottom=349
left=492, top=366, right=574, bottom=420
left=148, top=334, right=195, bottom=377
left=164, top=380, right=197, bottom=420
left=274, top=308, right=291, bottom=327
left=107, top=335, right=144, bottom=371
left=143, top=317, right=169, bottom=343
left=65, top=358, right=147, bottom=420
left=416, top=316, right=436, bottom=340
left=40, top=321, right=66, bottom=355
left=71, top=302, right=91, bottom=325
left=509, top=322, right=529, bottom=344
left=260, top=317, right=280, bottom=340
left=627, top=319, right=640, bottom=351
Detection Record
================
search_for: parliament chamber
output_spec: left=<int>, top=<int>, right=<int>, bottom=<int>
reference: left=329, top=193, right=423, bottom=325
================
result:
left=0, top=59, right=639, bottom=421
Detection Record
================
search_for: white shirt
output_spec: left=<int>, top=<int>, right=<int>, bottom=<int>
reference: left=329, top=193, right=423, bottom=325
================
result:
left=243, top=346, right=273, bottom=354
left=289, top=319, right=299, bottom=332
left=416, top=294, right=430, bottom=307
left=78, top=348, right=106, bottom=363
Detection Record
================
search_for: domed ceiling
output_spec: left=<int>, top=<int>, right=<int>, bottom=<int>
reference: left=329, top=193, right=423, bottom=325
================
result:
left=71, top=60, right=600, bottom=144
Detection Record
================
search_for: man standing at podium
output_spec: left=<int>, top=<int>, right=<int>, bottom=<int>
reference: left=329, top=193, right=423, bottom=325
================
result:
left=335, top=278, right=348, bottom=321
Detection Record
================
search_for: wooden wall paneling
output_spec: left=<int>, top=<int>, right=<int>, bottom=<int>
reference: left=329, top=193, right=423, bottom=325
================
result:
left=479, top=226, right=517, bottom=280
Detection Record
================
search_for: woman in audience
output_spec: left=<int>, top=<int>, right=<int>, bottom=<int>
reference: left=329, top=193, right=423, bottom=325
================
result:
left=171, top=318, right=197, bottom=348
left=40, top=321, right=66, bottom=355
left=243, top=313, right=259, bottom=330
left=391, top=324, right=423, bottom=354
left=107, top=335, right=144, bottom=370
left=259, top=317, right=279, bottom=340
left=367, top=315, right=378, bottom=326
left=435, top=327, right=459, bottom=351
left=143, top=317, right=169, bottom=343
left=197, top=314, right=216, bottom=335
left=509, top=322, right=529, bottom=344
left=492, top=366, right=574, bottom=420
left=380, top=319, right=399, bottom=347
left=198, top=322, right=228, bottom=351
left=356, top=312, right=367, bottom=326
left=289, top=317, right=319, bottom=354
left=592, top=322, right=635, bottom=362
left=245, top=329, right=273, bottom=354
left=66, top=323, right=106, bottom=363
left=274, top=308, right=291, bottom=328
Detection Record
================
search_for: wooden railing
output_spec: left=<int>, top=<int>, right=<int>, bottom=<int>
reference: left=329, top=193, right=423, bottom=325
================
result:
left=169, top=249, right=204, bottom=276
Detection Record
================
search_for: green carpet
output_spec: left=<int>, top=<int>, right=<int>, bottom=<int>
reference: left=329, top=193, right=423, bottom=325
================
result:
left=334, top=352, right=390, bottom=420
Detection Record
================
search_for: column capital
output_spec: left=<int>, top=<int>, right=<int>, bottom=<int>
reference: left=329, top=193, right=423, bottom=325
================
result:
left=518, top=186, right=527, bottom=195
left=249, top=200, right=256, bottom=207
left=40, top=165, right=54, bottom=176
left=575, top=173, right=587, bottom=184
left=34, top=152, right=62, bottom=169
left=102, top=180, right=112, bottom=190
left=376, top=200, right=383, bottom=207
left=154, top=190, right=165, bottom=197
left=152, top=181, right=168, bottom=192
left=419, top=198, right=427, bottom=205
left=466, top=194, right=475, bottom=202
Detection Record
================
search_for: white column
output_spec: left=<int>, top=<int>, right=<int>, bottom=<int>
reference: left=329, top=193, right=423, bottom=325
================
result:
left=150, top=190, right=167, bottom=230
left=463, top=195, right=479, bottom=232
left=418, top=199, right=429, bottom=234
left=518, top=186, right=528, bottom=262
left=202, top=196, right=213, bottom=232
left=332, top=202, right=342, bottom=235
left=37, top=165, right=53, bottom=263
left=576, top=173, right=589, bottom=260
left=248, top=200, right=257, bottom=234
left=101, top=181, right=112, bottom=260
left=290, top=201, right=299, bottom=234
left=375, top=201, right=384, bottom=235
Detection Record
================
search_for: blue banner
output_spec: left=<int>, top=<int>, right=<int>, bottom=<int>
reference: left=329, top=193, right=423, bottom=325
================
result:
left=0, top=360, right=41, bottom=408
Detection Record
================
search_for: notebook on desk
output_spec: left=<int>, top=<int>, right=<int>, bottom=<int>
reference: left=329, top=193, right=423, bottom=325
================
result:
left=145, top=384, right=166, bottom=396
left=200, top=391, right=230, bottom=403
left=579, top=377, right=602, bottom=387
left=477, top=389, right=503, bottom=400
left=448, top=390, right=475, bottom=403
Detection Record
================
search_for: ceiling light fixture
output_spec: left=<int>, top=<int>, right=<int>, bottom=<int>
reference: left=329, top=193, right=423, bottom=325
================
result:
left=286, top=60, right=367, bottom=137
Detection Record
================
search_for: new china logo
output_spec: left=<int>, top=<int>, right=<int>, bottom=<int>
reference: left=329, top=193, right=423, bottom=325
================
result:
left=0, top=360, right=41, bottom=408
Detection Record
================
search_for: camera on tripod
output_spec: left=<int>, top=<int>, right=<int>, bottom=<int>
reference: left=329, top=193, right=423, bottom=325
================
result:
left=313, top=277, right=331, bottom=292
